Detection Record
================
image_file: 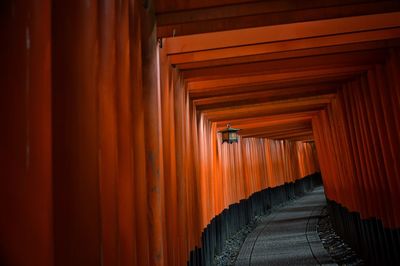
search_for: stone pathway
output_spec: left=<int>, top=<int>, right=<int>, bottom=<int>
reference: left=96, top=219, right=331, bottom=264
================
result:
left=235, top=187, right=335, bottom=266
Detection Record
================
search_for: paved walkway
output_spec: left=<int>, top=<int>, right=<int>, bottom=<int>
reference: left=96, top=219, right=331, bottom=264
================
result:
left=235, top=187, right=336, bottom=266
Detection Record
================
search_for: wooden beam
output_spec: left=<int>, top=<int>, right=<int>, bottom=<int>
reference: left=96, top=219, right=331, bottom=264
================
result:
left=242, top=129, right=314, bottom=139
left=188, top=65, right=370, bottom=91
left=190, top=77, right=349, bottom=99
left=194, top=84, right=338, bottom=110
left=225, top=119, right=313, bottom=133
left=203, top=94, right=334, bottom=121
left=266, top=130, right=314, bottom=139
left=157, top=0, right=373, bottom=25
left=158, top=1, right=400, bottom=37
left=215, top=111, right=317, bottom=130
left=239, top=123, right=312, bottom=138
left=155, top=0, right=252, bottom=14
left=165, top=12, right=400, bottom=54
left=169, top=29, right=400, bottom=64
left=177, top=40, right=400, bottom=70
left=182, top=50, right=386, bottom=81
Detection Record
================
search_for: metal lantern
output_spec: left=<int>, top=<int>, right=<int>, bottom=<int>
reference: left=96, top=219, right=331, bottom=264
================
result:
left=218, top=123, right=240, bottom=144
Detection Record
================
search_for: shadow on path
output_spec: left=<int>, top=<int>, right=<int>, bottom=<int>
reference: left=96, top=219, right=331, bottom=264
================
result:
left=235, top=187, right=335, bottom=266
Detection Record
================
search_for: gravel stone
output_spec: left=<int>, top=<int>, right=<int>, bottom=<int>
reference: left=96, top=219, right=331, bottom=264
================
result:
left=214, top=215, right=262, bottom=266
left=317, top=207, right=364, bottom=265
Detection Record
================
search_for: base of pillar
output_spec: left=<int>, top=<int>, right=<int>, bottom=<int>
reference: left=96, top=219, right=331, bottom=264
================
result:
left=327, top=199, right=400, bottom=265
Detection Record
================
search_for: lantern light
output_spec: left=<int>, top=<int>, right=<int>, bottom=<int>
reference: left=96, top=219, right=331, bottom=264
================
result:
left=218, top=123, right=240, bottom=144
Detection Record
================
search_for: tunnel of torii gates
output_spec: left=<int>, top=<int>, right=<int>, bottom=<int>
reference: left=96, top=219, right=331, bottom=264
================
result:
left=1, top=0, right=400, bottom=265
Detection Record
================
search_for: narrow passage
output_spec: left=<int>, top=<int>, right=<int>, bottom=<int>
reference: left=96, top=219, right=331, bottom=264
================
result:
left=235, top=187, right=334, bottom=265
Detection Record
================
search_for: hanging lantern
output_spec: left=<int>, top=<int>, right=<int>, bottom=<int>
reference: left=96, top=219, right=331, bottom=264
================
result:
left=218, top=123, right=240, bottom=144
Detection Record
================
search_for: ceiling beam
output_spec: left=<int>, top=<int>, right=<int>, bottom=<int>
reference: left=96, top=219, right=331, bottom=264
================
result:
left=158, top=0, right=400, bottom=37
left=182, top=50, right=385, bottom=81
left=239, top=123, right=312, bottom=138
left=188, top=65, right=370, bottom=91
left=266, top=130, right=314, bottom=140
left=194, top=84, right=338, bottom=110
left=157, top=0, right=374, bottom=24
left=168, top=29, right=400, bottom=64
left=155, top=0, right=252, bottom=14
left=177, top=39, right=400, bottom=70
left=165, top=12, right=400, bottom=54
left=203, top=94, right=334, bottom=121
left=242, top=130, right=314, bottom=139
left=215, top=111, right=317, bottom=129
left=190, top=77, right=350, bottom=99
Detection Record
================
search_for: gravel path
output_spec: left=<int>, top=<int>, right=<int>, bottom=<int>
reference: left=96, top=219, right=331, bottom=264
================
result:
left=214, top=216, right=262, bottom=266
left=317, top=207, right=364, bottom=265
left=214, top=187, right=364, bottom=266
left=235, top=187, right=333, bottom=265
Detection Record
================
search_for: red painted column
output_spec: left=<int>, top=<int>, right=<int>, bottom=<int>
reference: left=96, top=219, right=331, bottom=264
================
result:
left=97, top=1, right=120, bottom=265
left=0, top=1, right=53, bottom=265
left=140, top=2, right=167, bottom=265
left=129, top=2, right=151, bottom=265
left=172, top=70, right=191, bottom=264
left=314, top=50, right=400, bottom=228
left=52, top=1, right=101, bottom=265
left=115, top=0, right=137, bottom=264
left=159, top=42, right=181, bottom=265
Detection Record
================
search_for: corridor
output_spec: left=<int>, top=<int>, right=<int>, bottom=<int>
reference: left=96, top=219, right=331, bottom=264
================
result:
left=1, top=0, right=400, bottom=265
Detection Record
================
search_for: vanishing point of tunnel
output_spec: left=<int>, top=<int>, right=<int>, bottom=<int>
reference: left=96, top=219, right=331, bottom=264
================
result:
left=1, top=0, right=400, bottom=265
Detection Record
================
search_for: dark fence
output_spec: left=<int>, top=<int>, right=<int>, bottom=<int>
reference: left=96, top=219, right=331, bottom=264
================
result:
left=188, top=172, right=322, bottom=266
left=327, top=199, right=400, bottom=265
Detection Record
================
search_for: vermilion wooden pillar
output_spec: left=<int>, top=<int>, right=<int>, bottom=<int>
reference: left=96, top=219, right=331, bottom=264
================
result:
left=97, top=1, right=120, bottom=265
left=116, top=0, right=137, bottom=265
left=172, top=67, right=192, bottom=264
left=313, top=50, right=400, bottom=228
left=140, top=1, right=168, bottom=265
left=0, top=1, right=53, bottom=265
left=129, top=4, right=151, bottom=266
left=52, top=1, right=101, bottom=265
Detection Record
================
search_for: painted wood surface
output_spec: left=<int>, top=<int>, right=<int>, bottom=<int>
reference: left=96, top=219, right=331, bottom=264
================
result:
left=0, top=0, right=399, bottom=265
